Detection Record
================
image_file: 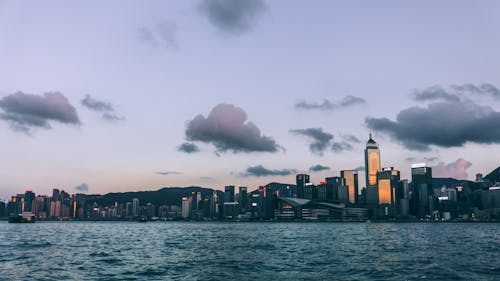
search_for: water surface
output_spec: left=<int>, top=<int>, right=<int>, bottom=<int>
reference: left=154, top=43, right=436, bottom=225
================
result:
left=0, top=222, right=499, bottom=280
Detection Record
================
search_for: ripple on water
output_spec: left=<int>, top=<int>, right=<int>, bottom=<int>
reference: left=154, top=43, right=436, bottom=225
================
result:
left=0, top=222, right=499, bottom=281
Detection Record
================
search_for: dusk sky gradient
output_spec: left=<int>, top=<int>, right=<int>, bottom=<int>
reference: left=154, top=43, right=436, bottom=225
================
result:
left=1, top=0, right=500, bottom=199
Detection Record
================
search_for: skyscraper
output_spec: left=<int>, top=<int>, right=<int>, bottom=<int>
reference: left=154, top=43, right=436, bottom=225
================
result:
left=377, top=167, right=400, bottom=205
left=341, top=170, right=359, bottom=204
left=225, top=186, right=235, bottom=202
left=238, top=186, right=248, bottom=211
left=364, top=133, right=381, bottom=188
left=296, top=174, right=310, bottom=199
left=181, top=196, right=191, bottom=219
left=411, top=163, right=433, bottom=218
left=132, top=198, right=139, bottom=217
left=23, top=190, right=35, bottom=213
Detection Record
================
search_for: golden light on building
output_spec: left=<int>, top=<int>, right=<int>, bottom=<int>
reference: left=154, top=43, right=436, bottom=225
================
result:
left=341, top=170, right=358, bottom=204
left=378, top=179, right=392, bottom=204
left=364, top=134, right=381, bottom=188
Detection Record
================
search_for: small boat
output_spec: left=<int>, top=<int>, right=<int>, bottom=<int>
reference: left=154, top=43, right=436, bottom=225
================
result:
left=138, top=217, right=147, bottom=222
left=9, top=212, right=36, bottom=223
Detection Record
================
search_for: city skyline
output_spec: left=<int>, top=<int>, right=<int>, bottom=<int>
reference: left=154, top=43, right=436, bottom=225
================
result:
left=1, top=0, right=500, bottom=198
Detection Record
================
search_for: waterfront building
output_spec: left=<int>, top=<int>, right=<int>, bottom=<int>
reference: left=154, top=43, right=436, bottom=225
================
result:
left=296, top=174, right=310, bottom=199
left=341, top=170, right=359, bottom=204
left=377, top=167, right=400, bottom=205
left=325, top=177, right=348, bottom=203
left=223, top=202, right=240, bottom=219
left=238, top=186, right=248, bottom=211
left=23, top=190, right=35, bottom=213
left=364, top=134, right=381, bottom=189
left=411, top=163, right=433, bottom=218
left=396, top=180, right=410, bottom=216
left=181, top=197, right=191, bottom=219
left=224, top=186, right=235, bottom=202
left=132, top=198, right=139, bottom=217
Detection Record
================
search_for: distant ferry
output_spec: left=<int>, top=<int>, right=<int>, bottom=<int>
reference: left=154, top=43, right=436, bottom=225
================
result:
left=8, top=212, right=36, bottom=223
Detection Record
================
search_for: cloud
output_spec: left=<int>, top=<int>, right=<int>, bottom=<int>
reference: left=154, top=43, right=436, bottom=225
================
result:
left=413, top=86, right=461, bottom=102
left=405, top=156, right=438, bottom=163
left=355, top=166, right=365, bottom=172
left=199, top=0, right=266, bottom=34
left=177, top=142, right=200, bottom=154
left=433, top=158, right=472, bottom=179
left=341, top=134, right=361, bottom=143
left=453, top=83, right=500, bottom=99
left=413, top=83, right=500, bottom=102
left=309, top=164, right=330, bottom=172
left=240, top=165, right=297, bottom=177
left=185, top=103, right=280, bottom=153
left=290, top=128, right=333, bottom=155
left=0, top=91, right=80, bottom=133
left=75, top=183, right=89, bottom=192
left=295, top=95, right=366, bottom=111
left=138, top=21, right=178, bottom=49
left=290, top=128, right=359, bottom=154
left=81, top=95, right=124, bottom=121
left=81, top=94, right=113, bottom=111
left=331, top=141, right=353, bottom=152
left=366, top=99, right=500, bottom=151
left=156, top=171, right=182, bottom=175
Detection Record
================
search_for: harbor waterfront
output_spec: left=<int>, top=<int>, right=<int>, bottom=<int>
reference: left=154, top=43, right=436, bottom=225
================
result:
left=0, top=221, right=499, bottom=281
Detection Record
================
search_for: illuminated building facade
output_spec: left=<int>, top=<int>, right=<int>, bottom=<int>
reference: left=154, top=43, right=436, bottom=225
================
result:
left=364, top=134, right=381, bottom=188
left=377, top=167, right=400, bottom=205
left=341, top=170, right=359, bottom=204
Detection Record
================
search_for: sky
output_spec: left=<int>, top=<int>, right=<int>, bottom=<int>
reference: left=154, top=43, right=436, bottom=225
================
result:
left=1, top=0, right=500, bottom=198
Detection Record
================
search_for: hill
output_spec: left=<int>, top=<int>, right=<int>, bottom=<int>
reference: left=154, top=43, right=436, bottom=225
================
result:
left=86, top=186, right=216, bottom=207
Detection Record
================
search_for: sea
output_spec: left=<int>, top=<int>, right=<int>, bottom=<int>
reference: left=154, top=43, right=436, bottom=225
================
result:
left=0, top=221, right=499, bottom=281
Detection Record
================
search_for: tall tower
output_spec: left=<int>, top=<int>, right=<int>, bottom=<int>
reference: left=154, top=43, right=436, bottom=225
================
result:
left=296, top=174, right=310, bottom=199
left=340, top=170, right=359, bottom=204
left=364, top=133, right=381, bottom=188
left=411, top=163, right=433, bottom=218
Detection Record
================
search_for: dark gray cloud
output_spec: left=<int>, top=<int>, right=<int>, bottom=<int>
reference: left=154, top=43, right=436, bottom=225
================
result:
left=75, top=183, right=89, bottom=192
left=295, top=95, right=366, bottom=111
left=433, top=158, right=472, bottom=179
left=177, top=142, right=200, bottom=154
left=331, top=141, right=353, bottom=152
left=414, top=83, right=500, bottom=102
left=331, top=134, right=360, bottom=152
left=405, top=156, right=438, bottom=163
left=453, top=83, right=500, bottom=99
left=185, top=103, right=280, bottom=153
left=156, top=171, right=182, bottom=175
left=0, top=91, right=80, bottom=133
left=138, top=21, right=178, bottom=49
left=290, top=128, right=359, bottom=154
left=341, top=134, right=361, bottom=143
left=355, top=166, right=365, bottom=172
left=241, top=165, right=297, bottom=177
left=366, top=99, right=500, bottom=151
left=309, top=164, right=330, bottom=172
left=81, top=95, right=124, bottom=121
left=405, top=157, right=416, bottom=162
left=81, top=94, right=113, bottom=111
left=413, top=86, right=461, bottom=102
left=290, top=128, right=333, bottom=155
left=199, top=0, right=266, bottom=34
